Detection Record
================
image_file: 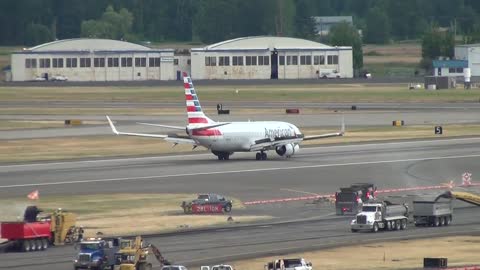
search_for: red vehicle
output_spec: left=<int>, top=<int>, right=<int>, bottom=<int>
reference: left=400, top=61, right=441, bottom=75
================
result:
left=0, top=206, right=79, bottom=252
left=1, top=221, right=51, bottom=251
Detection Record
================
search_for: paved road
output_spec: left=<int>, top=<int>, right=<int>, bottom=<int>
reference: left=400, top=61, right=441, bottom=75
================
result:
left=2, top=101, right=480, bottom=110
left=0, top=77, right=424, bottom=88
left=1, top=138, right=480, bottom=269
left=1, top=109, right=480, bottom=140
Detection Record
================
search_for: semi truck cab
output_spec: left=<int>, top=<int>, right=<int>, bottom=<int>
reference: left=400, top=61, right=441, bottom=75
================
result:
left=74, top=238, right=119, bottom=270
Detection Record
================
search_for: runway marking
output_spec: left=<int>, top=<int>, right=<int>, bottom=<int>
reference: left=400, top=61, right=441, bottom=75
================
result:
left=1, top=136, right=479, bottom=169
left=1, top=153, right=480, bottom=189
left=280, top=188, right=320, bottom=196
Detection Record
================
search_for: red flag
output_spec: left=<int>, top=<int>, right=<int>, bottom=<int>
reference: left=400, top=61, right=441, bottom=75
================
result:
left=27, top=190, right=39, bottom=200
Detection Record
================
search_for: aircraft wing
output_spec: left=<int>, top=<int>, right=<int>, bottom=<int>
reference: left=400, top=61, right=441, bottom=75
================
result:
left=304, top=116, right=345, bottom=141
left=137, top=122, right=231, bottom=131
left=249, top=117, right=345, bottom=151
left=106, top=116, right=197, bottom=145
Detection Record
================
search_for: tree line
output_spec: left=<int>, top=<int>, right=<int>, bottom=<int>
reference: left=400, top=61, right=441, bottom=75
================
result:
left=2, top=0, right=480, bottom=46
left=2, top=0, right=479, bottom=71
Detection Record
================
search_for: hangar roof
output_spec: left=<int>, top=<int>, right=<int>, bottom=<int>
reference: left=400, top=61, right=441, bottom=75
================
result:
left=192, top=36, right=350, bottom=52
left=16, top=38, right=172, bottom=54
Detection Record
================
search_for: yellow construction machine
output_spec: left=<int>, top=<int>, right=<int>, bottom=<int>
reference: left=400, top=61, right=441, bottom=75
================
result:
left=114, top=236, right=169, bottom=270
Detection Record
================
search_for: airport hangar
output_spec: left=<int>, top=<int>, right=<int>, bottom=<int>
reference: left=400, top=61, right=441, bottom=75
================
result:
left=10, top=38, right=176, bottom=81
left=10, top=36, right=353, bottom=81
left=190, top=36, right=353, bottom=80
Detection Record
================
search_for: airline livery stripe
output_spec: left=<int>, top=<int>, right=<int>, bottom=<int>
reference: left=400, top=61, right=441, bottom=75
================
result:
left=184, top=83, right=190, bottom=89
left=192, top=129, right=222, bottom=136
left=187, top=106, right=202, bottom=112
left=185, top=94, right=193, bottom=100
left=188, top=117, right=209, bottom=123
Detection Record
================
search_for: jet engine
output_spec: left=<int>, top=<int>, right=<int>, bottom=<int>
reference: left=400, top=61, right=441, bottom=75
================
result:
left=275, top=143, right=300, bottom=157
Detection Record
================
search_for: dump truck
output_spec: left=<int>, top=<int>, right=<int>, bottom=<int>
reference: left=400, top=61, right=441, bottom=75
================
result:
left=413, top=193, right=454, bottom=227
left=181, top=194, right=232, bottom=214
left=265, top=258, right=313, bottom=270
left=74, top=237, right=120, bottom=270
left=335, top=183, right=376, bottom=215
left=350, top=200, right=409, bottom=233
left=114, top=236, right=170, bottom=270
left=0, top=206, right=80, bottom=252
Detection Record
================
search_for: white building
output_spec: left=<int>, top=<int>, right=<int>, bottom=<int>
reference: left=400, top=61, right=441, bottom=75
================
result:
left=455, top=44, right=480, bottom=76
left=11, top=38, right=175, bottom=81
left=190, top=36, right=353, bottom=80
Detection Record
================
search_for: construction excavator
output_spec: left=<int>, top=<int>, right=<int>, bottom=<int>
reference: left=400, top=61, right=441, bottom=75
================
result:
left=114, top=236, right=170, bottom=270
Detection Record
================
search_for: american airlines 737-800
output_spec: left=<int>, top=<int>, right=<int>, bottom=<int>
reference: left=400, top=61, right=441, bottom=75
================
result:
left=106, top=72, right=344, bottom=160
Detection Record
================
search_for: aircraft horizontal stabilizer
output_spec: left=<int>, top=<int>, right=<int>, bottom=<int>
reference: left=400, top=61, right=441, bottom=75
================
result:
left=106, top=116, right=196, bottom=144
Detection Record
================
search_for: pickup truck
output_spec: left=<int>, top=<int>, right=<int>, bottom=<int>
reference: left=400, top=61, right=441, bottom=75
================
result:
left=265, top=258, right=313, bottom=270
left=181, top=194, right=232, bottom=214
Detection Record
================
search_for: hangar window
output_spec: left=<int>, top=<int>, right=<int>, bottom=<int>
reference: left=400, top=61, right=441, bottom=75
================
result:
left=25, top=58, right=37, bottom=68
left=246, top=56, right=257, bottom=66
left=52, top=58, right=64, bottom=68
left=314, top=55, right=325, bottom=65
left=149, top=57, right=160, bottom=67
left=258, top=56, right=269, bottom=66
left=108, top=57, right=119, bottom=67
left=39, top=58, right=50, bottom=68
left=279, top=56, right=285, bottom=65
left=219, top=56, right=230, bottom=66
left=174, top=59, right=179, bottom=65
left=66, top=58, right=77, bottom=68
left=327, top=55, right=338, bottom=65
left=232, top=56, right=243, bottom=66
left=205, top=56, right=216, bottom=66
left=300, top=55, right=311, bottom=65
left=94, top=58, right=105, bottom=67
left=448, top=67, right=455, bottom=73
left=287, top=56, right=298, bottom=65
left=456, top=67, right=463, bottom=73
left=121, top=57, right=133, bottom=67
left=135, top=57, right=146, bottom=67
left=187, top=59, right=191, bottom=65
left=80, top=58, right=91, bottom=68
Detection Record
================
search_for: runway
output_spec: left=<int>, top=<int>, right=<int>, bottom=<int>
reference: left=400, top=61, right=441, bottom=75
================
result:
left=1, top=138, right=480, bottom=269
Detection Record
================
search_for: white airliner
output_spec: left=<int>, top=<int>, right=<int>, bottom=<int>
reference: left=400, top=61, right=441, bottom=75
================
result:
left=107, top=72, right=344, bottom=160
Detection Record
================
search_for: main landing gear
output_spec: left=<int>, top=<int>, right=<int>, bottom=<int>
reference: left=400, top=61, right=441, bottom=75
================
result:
left=255, top=151, right=267, bottom=161
left=212, top=151, right=231, bottom=160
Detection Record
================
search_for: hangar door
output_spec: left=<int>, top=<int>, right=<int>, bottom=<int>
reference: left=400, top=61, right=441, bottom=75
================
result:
left=271, top=49, right=278, bottom=79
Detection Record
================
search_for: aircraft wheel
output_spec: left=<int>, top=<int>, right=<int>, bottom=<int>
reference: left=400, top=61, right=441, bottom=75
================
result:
left=261, top=152, right=267, bottom=160
left=255, top=153, right=261, bottom=160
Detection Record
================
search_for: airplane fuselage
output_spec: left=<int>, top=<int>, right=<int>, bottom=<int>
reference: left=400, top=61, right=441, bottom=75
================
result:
left=190, top=121, right=302, bottom=152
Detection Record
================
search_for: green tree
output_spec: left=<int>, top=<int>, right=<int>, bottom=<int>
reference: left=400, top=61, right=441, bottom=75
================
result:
left=421, top=26, right=455, bottom=70
left=364, top=6, right=390, bottom=44
left=294, top=0, right=316, bottom=39
left=328, top=22, right=363, bottom=69
left=25, top=23, right=54, bottom=46
left=80, top=5, right=134, bottom=40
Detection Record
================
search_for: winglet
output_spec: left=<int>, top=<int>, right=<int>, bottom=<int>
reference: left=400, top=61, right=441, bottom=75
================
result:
left=106, top=116, right=119, bottom=135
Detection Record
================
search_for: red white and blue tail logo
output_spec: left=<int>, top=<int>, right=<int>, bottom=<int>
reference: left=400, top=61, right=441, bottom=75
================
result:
left=183, top=72, right=214, bottom=124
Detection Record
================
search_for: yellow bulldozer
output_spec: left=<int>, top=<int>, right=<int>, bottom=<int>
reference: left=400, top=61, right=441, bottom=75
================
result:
left=114, top=236, right=170, bottom=270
